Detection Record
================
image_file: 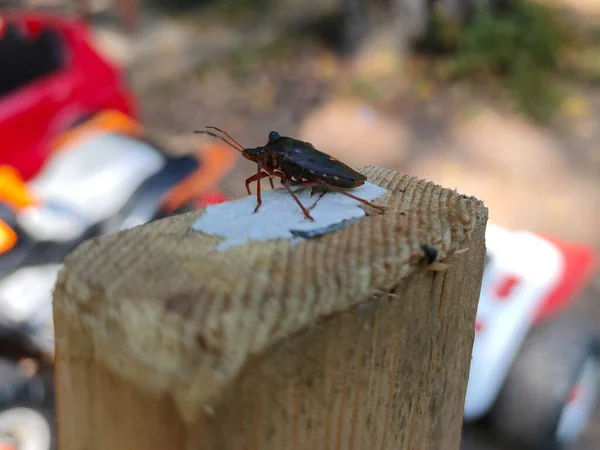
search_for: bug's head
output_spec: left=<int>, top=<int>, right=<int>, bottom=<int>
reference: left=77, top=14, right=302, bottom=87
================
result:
left=268, top=131, right=281, bottom=142
left=243, top=146, right=268, bottom=160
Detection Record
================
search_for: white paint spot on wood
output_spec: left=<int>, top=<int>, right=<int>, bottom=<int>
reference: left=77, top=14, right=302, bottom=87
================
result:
left=191, top=182, right=387, bottom=251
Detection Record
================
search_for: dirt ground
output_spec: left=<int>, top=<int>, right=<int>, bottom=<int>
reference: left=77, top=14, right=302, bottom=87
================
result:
left=27, top=0, right=600, bottom=447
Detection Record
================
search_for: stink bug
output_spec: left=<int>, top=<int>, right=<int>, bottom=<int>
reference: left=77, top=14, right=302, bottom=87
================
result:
left=193, top=126, right=386, bottom=221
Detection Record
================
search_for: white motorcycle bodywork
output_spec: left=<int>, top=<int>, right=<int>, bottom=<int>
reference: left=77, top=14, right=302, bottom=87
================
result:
left=464, top=223, right=565, bottom=421
left=17, top=133, right=165, bottom=242
left=0, top=132, right=167, bottom=356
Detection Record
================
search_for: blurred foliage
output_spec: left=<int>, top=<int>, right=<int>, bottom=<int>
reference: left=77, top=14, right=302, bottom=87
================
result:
left=146, top=0, right=600, bottom=124
left=226, top=39, right=291, bottom=77
left=425, top=0, right=573, bottom=122
left=190, top=33, right=297, bottom=82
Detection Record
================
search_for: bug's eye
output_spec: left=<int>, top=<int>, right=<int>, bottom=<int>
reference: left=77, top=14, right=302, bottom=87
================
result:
left=268, top=131, right=280, bottom=141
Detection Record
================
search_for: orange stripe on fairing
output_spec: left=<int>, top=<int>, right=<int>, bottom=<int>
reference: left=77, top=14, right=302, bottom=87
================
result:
left=51, top=109, right=142, bottom=154
left=0, top=219, right=18, bottom=255
left=161, top=143, right=238, bottom=213
left=0, top=165, right=38, bottom=209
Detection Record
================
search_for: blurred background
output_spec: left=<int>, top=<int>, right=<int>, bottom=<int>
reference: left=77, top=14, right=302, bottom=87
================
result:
left=0, top=0, right=599, bottom=448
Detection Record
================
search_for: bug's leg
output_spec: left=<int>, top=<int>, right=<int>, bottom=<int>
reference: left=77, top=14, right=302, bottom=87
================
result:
left=281, top=178, right=315, bottom=221
left=301, top=180, right=386, bottom=213
left=253, top=161, right=264, bottom=213
left=262, top=166, right=277, bottom=189
left=245, top=173, right=258, bottom=195
left=245, top=171, right=272, bottom=195
left=324, top=183, right=386, bottom=212
left=289, top=180, right=321, bottom=195
left=285, top=179, right=317, bottom=195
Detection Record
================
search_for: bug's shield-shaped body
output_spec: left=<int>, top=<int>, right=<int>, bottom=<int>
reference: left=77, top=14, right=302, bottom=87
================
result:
left=266, top=135, right=367, bottom=188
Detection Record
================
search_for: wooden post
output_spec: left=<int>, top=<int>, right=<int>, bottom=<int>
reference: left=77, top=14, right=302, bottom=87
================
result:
left=52, top=166, right=488, bottom=450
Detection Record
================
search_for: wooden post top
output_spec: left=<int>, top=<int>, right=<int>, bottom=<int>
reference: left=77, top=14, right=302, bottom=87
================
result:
left=53, top=165, right=488, bottom=425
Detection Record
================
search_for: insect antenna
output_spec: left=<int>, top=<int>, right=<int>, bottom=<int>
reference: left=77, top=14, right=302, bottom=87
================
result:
left=205, top=126, right=245, bottom=150
left=193, top=130, right=244, bottom=153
